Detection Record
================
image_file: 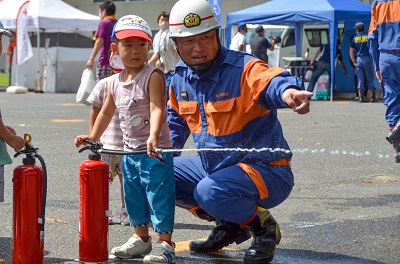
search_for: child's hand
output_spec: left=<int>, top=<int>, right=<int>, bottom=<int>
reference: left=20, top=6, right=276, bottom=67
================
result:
left=7, top=134, right=25, bottom=152
left=75, top=135, right=90, bottom=148
left=5, top=126, right=16, bottom=135
left=147, top=135, right=159, bottom=157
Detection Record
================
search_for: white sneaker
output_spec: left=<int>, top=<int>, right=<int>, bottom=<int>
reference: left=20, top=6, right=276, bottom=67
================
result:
left=111, top=234, right=152, bottom=259
left=143, top=241, right=176, bottom=264
left=120, top=208, right=130, bottom=226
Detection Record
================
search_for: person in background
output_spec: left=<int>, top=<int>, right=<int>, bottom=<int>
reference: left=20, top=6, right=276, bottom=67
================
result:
left=0, top=110, right=24, bottom=203
left=250, top=25, right=275, bottom=64
left=349, top=22, right=376, bottom=103
left=75, top=15, right=176, bottom=263
left=0, top=24, right=24, bottom=264
left=168, top=1, right=312, bottom=263
left=349, top=34, right=360, bottom=101
left=229, top=23, right=247, bottom=52
left=368, top=0, right=400, bottom=163
left=349, top=33, right=369, bottom=101
left=86, top=0, right=117, bottom=82
left=87, top=78, right=129, bottom=226
left=148, top=11, right=180, bottom=101
left=306, top=39, right=347, bottom=96
left=0, top=23, right=25, bottom=214
left=6, top=32, right=16, bottom=86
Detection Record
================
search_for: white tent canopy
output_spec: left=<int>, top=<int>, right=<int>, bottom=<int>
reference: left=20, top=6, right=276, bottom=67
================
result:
left=1, top=0, right=100, bottom=93
left=0, top=0, right=29, bottom=29
left=29, top=0, right=100, bottom=32
left=0, top=0, right=99, bottom=31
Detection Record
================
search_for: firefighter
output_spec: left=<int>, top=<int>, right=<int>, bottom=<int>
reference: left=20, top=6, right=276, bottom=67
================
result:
left=167, top=1, right=312, bottom=263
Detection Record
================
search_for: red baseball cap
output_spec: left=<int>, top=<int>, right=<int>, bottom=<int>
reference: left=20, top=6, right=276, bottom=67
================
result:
left=111, top=15, right=152, bottom=42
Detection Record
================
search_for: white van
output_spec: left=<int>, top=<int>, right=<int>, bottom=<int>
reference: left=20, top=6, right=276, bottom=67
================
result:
left=245, top=24, right=344, bottom=68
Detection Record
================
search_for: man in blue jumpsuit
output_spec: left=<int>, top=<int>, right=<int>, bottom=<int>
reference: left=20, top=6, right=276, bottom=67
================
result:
left=369, top=0, right=400, bottom=162
left=167, top=1, right=313, bottom=263
left=350, top=22, right=376, bottom=102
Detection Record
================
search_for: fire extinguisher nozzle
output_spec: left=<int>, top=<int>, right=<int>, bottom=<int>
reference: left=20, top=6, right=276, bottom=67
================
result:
left=154, top=154, right=166, bottom=165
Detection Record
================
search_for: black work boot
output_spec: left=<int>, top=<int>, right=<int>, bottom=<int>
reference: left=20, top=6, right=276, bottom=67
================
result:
left=244, top=207, right=281, bottom=264
left=386, top=120, right=400, bottom=163
left=189, top=222, right=251, bottom=252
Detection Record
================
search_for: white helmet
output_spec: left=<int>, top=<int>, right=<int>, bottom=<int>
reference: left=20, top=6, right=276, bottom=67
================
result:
left=169, top=0, right=221, bottom=38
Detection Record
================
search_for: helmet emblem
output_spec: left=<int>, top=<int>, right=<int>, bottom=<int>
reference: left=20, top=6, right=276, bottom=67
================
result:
left=184, top=13, right=201, bottom=28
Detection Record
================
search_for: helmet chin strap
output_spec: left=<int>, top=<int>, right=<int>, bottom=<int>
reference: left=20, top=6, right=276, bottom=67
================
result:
left=174, top=30, right=221, bottom=75
left=188, top=61, right=214, bottom=75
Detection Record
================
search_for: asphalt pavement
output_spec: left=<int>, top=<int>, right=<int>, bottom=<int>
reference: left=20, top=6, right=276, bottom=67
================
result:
left=0, top=91, right=399, bottom=264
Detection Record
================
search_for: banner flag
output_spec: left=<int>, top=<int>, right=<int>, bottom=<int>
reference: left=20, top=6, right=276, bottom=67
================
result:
left=209, top=0, right=221, bottom=24
left=16, top=1, right=33, bottom=65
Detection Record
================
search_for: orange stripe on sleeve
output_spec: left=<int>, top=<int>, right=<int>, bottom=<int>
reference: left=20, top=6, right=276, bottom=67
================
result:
left=369, top=4, right=378, bottom=34
left=241, top=59, right=286, bottom=104
left=239, top=163, right=269, bottom=200
left=373, top=1, right=400, bottom=25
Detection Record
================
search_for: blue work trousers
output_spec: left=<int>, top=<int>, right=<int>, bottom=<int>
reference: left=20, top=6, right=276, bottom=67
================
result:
left=174, top=156, right=294, bottom=224
left=307, top=61, right=330, bottom=93
left=355, top=56, right=375, bottom=93
left=380, top=52, right=400, bottom=127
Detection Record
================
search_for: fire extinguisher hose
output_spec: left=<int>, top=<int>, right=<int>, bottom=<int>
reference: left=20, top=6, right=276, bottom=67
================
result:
left=14, top=134, right=48, bottom=242
left=34, top=153, right=47, bottom=241
left=98, top=149, right=148, bottom=155
left=98, top=149, right=165, bottom=164
left=80, top=140, right=166, bottom=164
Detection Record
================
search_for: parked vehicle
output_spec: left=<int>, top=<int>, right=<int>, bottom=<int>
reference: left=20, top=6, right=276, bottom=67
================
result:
left=245, top=24, right=344, bottom=68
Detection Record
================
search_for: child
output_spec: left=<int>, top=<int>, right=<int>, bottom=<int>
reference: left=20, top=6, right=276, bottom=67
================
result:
left=75, top=15, right=175, bottom=264
left=0, top=110, right=25, bottom=203
left=87, top=66, right=129, bottom=226
left=0, top=25, right=25, bottom=204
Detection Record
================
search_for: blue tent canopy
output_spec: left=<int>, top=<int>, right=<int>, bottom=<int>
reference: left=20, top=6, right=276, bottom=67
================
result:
left=226, top=0, right=372, bottom=100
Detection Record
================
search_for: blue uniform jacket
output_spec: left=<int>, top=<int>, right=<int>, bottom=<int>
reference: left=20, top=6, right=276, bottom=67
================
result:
left=368, top=0, right=400, bottom=71
left=167, top=46, right=304, bottom=174
left=351, top=32, right=370, bottom=57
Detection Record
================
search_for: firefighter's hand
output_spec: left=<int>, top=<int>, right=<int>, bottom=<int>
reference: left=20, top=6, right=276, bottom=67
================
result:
left=375, top=70, right=384, bottom=87
left=282, top=88, right=313, bottom=115
left=75, top=135, right=90, bottom=147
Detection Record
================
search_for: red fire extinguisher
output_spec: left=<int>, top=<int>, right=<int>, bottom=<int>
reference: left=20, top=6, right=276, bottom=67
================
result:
left=12, top=134, right=47, bottom=264
left=78, top=140, right=110, bottom=262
